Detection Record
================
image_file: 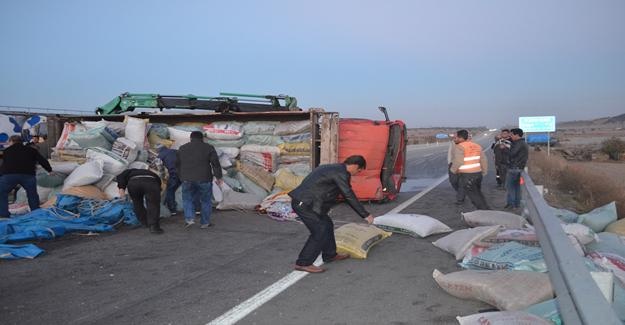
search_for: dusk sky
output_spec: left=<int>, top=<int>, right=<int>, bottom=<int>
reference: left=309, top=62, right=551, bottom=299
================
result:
left=1, top=1, right=624, bottom=128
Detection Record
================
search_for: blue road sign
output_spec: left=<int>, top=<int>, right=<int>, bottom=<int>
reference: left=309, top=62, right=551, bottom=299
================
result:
left=519, top=116, right=556, bottom=132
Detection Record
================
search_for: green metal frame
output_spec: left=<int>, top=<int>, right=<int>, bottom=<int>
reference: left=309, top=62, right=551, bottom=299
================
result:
left=96, top=92, right=298, bottom=115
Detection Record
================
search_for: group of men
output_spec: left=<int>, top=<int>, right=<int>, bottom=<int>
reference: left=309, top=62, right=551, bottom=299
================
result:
left=492, top=128, right=530, bottom=210
left=117, top=131, right=223, bottom=234
left=0, top=131, right=224, bottom=236
left=447, top=128, right=529, bottom=211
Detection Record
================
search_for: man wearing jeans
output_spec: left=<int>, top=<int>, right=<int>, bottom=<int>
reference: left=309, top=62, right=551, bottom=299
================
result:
left=176, top=131, right=223, bottom=228
left=157, top=145, right=180, bottom=215
left=0, top=135, right=52, bottom=218
left=289, top=155, right=375, bottom=273
left=505, top=128, right=529, bottom=210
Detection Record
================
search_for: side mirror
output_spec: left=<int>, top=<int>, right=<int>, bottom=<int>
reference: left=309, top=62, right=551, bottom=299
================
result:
left=378, top=106, right=390, bottom=122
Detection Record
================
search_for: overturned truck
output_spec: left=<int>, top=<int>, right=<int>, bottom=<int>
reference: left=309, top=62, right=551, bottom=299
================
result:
left=43, top=99, right=406, bottom=216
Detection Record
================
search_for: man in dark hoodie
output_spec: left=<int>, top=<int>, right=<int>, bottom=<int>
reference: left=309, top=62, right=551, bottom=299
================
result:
left=117, top=168, right=164, bottom=234
left=288, top=155, right=375, bottom=273
left=176, top=131, right=223, bottom=228
left=0, top=135, right=52, bottom=218
left=505, top=128, right=529, bottom=210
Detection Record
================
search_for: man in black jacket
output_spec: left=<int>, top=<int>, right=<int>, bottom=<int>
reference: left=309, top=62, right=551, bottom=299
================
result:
left=176, top=131, right=223, bottom=228
left=492, top=129, right=511, bottom=188
left=289, top=155, right=375, bottom=273
left=505, top=128, right=529, bottom=209
left=117, top=168, right=164, bottom=234
left=0, top=135, right=52, bottom=218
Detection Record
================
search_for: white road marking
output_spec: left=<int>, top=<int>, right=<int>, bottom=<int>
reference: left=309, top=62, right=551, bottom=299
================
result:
left=206, top=256, right=323, bottom=325
left=207, top=174, right=449, bottom=325
left=386, top=174, right=448, bottom=214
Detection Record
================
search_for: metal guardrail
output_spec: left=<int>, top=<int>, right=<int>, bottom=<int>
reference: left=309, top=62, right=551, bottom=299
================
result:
left=522, top=171, right=621, bottom=325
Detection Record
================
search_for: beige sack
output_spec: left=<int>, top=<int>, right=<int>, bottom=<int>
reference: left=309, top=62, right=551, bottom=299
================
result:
left=274, top=168, right=305, bottom=191
left=238, top=161, right=275, bottom=192
left=462, top=210, right=528, bottom=229
left=432, top=225, right=500, bottom=260
left=335, top=223, right=392, bottom=259
left=62, top=185, right=108, bottom=200
left=433, top=269, right=553, bottom=311
left=605, top=218, right=625, bottom=236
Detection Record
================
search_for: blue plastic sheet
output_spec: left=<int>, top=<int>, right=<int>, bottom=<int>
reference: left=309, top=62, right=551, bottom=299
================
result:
left=0, top=195, right=140, bottom=259
left=0, top=244, right=44, bottom=260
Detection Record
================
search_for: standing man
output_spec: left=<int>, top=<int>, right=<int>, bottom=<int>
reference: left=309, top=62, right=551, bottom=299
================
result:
left=448, top=134, right=465, bottom=204
left=157, top=145, right=180, bottom=215
left=450, top=130, right=490, bottom=210
left=492, top=129, right=511, bottom=188
left=117, top=168, right=164, bottom=234
left=176, top=131, right=223, bottom=229
left=505, top=128, right=529, bottom=210
left=0, top=135, right=52, bottom=218
left=289, top=155, right=375, bottom=273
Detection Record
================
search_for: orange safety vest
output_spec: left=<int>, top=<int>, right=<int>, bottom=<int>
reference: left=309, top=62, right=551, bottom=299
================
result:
left=458, top=141, right=482, bottom=173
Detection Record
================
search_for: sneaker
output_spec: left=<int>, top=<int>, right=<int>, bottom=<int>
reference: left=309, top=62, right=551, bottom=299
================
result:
left=200, top=223, right=212, bottom=229
left=170, top=211, right=178, bottom=216
left=184, top=220, right=195, bottom=228
left=195, top=211, right=201, bottom=216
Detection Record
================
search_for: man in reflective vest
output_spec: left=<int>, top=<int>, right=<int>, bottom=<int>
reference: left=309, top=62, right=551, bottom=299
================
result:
left=449, top=129, right=490, bottom=210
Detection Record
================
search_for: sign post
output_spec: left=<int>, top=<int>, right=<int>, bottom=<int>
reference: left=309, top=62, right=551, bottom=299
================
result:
left=519, top=116, right=556, bottom=156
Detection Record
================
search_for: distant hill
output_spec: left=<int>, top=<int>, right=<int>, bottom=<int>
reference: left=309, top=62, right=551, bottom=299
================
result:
left=558, top=113, right=625, bottom=128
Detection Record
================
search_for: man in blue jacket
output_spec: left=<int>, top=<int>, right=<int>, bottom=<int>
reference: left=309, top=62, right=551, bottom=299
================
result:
left=157, top=145, right=180, bottom=215
left=289, top=155, right=375, bottom=273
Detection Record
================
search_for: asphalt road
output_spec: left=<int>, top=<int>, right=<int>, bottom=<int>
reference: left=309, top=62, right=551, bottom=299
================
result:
left=0, top=134, right=505, bottom=325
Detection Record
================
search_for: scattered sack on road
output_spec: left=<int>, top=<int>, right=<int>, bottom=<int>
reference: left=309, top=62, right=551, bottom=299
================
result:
left=432, top=269, right=554, bottom=311
left=478, top=228, right=539, bottom=247
left=562, top=223, right=598, bottom=245
left=550, top=206, right=578, bottom=224
left=335, top=223, right=392, bottom=259
left=216, top=189, right=264, bottom=210
left=461, top=210, right=528, bottom=229
left=373, top=213, right=452, bottom=238
left=463, top=241, right=547, bottom=272
left=577, top=201, right=618, bottom=233
left=432, top=226, right=500, bottom=260
left=456, top=311, right=551, bottom=325
left=605, top=218, right=625, bottom=236
left=585, top=232, right=625, bottom=258
left=587, top=252, right=625, bottom=292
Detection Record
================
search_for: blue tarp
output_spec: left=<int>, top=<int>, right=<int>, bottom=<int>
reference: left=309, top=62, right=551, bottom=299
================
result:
left=0, top=244, right=45, bottom=259
left=0, top=195, right=140, bottom=259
